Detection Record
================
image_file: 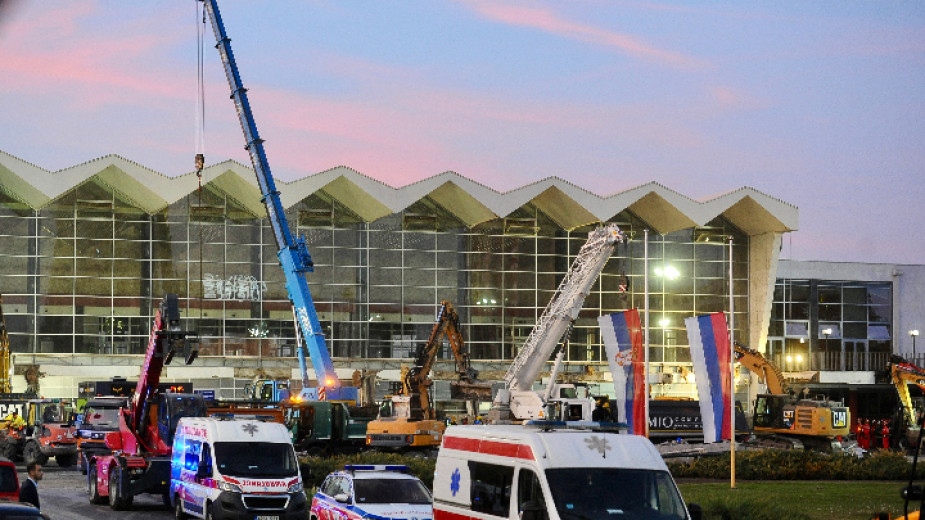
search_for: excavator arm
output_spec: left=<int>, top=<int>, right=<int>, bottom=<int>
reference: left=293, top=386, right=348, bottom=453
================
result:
left=889, top=355, right=925, bottom=428
left=733, top=342, right=788, bottom=395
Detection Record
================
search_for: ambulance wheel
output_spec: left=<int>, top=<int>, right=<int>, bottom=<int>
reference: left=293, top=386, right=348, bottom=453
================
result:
left=204, top=500, right=214, bottom=520
left=88, top=464, right=105, bottom=504
left=174, top=495, right=186, bottom=520
left=108, top=464, right=134, bottom=510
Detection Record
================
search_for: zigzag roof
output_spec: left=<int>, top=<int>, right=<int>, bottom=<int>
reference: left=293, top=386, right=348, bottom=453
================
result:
left=0, top=150, right=798, bottom=235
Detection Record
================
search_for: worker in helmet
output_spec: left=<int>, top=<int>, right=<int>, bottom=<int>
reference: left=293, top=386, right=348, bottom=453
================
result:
left=3, top=410, right=25, bottom=430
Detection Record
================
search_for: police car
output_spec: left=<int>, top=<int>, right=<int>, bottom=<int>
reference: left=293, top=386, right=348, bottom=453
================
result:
left=310, top=464, right=433, bottom=520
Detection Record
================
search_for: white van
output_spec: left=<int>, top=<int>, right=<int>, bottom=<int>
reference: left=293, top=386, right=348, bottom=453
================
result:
left=170, top=416, right=306, bottom=520
left=433, top=422, right=701, bottom=520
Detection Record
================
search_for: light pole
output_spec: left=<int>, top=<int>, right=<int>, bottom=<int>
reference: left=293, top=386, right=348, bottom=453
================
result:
left=821, top=328, right=832, bottom=370
left=912, top=330, right=920, bottom=360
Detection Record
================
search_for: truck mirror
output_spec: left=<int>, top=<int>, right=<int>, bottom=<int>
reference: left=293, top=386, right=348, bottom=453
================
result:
left=903, top=484, right=923, bottom=500
left=687, top=503, right=703, bottom=520
left=333, top=493, right=350, bottom=504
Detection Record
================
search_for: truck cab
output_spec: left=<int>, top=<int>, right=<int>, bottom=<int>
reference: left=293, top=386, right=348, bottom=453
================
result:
left=76, top=396, right=128, bottom=474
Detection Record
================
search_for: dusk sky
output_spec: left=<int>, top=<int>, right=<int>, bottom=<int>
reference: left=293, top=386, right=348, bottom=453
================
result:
left=1, top=1, right=923, bottom=264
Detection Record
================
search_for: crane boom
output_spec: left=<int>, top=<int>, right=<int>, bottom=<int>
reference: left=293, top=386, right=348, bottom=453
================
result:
left=505, top=224, right=624, bottom=392
left=201, top=0, right=347, bottom=399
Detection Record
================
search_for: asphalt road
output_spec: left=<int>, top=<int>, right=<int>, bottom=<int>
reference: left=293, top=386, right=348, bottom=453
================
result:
left=27, top=462, right=172, bottom=520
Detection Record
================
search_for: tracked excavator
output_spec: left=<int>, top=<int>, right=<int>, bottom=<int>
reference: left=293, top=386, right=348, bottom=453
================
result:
left=366, top=301, right=489, bottom=449
left=735, top=342, right=850, bottom=451
left=888, top=354, right=925, bottom=452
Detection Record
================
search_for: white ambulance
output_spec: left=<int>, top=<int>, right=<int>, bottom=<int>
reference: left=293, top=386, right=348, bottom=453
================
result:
left=170, top=416, right=307, bottom=520
left=433, top=422, right=701, bottom=520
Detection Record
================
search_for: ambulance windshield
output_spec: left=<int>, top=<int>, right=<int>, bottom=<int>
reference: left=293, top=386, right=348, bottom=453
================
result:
left=214, top=442, right=299, bottom=478
left=545, top=468, right=688, bottom=519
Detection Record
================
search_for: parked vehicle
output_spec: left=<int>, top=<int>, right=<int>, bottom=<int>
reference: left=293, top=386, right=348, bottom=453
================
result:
left=433, top=422, right=701, bottom=520
left=75, top=396, right=128, bottom=474
left=0, top=456, right=18, bottom=501
left=311, top=464, right=433, bottom=520
left=170, top=416, right=306, bottom=520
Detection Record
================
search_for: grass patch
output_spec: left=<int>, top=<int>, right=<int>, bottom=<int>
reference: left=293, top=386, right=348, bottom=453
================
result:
left=679, top=480, right=911, bottom=520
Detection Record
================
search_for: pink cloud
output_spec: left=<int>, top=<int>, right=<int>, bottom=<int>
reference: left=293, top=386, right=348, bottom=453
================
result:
left=458, top=0, right=708, bottom=69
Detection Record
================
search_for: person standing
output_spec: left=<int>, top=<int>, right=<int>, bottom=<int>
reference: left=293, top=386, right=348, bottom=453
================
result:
left=19, top=462, right=42, bottom=510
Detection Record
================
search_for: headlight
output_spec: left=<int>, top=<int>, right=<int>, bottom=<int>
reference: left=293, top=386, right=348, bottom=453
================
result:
left=288, top=481, right=303, bottom=493
left=218, top=480, right=243, bottom=493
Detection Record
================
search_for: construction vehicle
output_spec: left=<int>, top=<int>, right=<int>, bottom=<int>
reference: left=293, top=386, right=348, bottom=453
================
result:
left=200, top=0, right=357, bottom=404
left=245, top=379, right=291, bottom=402
left=735, top=342, right=850, bottom=450
left=489, top=224, right=625, bottom=423
left=284, top=399, right=376, bottom=455
left=0, top=398, right=79, bottom=467
left=76, top=396, right=129, bottom=475
left=888, top=354, right=925, bottom=452
left=366, top=300, right=488, bottom=449
left=87, top=294, right=204, bottom=510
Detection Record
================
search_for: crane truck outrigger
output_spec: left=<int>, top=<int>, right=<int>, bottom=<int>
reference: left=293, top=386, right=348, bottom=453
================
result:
left=366, top=300, right=490, bottom=449
left=87, top=294, right=203, bottom=510
left=200, top=0, right=356, bottom=404
left=734, top=342, right=850, bottom=451
left=489, top=224, right=625, bottom=423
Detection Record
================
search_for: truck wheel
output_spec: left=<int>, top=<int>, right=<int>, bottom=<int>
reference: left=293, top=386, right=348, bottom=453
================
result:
left=56, top=453, right=77, bottom=468
left=88, top=464, right=105, bottom=504
left=23, top=441, right=48, bottom=466
left=79, top=454, right=88, bottom=475
left=174, top=495, right=186, bottom=520
left=108, top=464, right=134, bottom=510
left=204, top=500, right=213, bottom=520
left=0, top=441, right=16, bottom=461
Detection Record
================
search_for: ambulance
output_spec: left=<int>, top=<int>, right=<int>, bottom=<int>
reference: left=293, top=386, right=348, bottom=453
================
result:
left=433, top=422, right=701, bottom=520
left=170, top=416, right=307, bottom=520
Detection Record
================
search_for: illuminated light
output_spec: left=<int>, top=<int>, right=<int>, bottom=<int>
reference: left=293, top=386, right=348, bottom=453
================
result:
left=658, top=318, right=670, bottom=328
left=786, top=355, right=793, bottom=363
left=796, top=354, right=803, bottom=363
left=655, top=265, right=680, bottom=280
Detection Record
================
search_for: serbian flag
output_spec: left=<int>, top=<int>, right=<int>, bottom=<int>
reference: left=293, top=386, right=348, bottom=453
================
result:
left=685, top=312, right=732, bottom=443
left=598, top=309, right=646, bottom=435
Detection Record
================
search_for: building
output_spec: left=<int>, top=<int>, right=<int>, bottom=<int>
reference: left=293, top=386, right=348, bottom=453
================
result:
left=1, top=149, right=906, bottom=417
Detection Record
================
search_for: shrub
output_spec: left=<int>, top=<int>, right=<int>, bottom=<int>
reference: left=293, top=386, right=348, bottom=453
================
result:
left=667, top=448, right=925, bottom=480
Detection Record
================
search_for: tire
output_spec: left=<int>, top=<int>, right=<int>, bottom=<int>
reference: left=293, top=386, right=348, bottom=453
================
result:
left=174, top=494, right=186, bottom=520
left=56, top=453, right=78, bottom=468
left=0, top=441, right=17, bottom=461
left=204, top=501, right=213, bottom=520
left=88, top=464, right=105, bottom=504
left=108, top=463, right=134, bottom=510
left=79, top=454, right=88, bottom=475
left=23, top=441, right=47, bottom=466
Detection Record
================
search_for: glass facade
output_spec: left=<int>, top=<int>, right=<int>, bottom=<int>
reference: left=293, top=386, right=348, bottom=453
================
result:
left=767, top=278, right=892, bottom=372
left=0, top=177, right=751, bottom=374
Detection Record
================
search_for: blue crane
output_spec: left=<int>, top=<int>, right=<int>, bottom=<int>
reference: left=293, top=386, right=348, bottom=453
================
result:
left=200, top=0, right=356, bottom=402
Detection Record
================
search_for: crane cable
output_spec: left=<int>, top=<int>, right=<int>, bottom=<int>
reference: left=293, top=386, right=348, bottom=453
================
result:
left=195, top=1, right=206, bottom=326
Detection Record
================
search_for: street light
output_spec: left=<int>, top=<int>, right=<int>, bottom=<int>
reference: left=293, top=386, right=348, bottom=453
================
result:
left=911, top=330, right=920, bottom=359
left=821, top=328, right=832, bottom=369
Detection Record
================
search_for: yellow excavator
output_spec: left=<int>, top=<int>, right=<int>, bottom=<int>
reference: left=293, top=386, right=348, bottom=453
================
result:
left=735, top=342, right=850, bottom=450
left=888, top=355, right=925, bottom=452
left=0, top=295, right=11, bottom=394
left=366, top=300, right=488, bottom=449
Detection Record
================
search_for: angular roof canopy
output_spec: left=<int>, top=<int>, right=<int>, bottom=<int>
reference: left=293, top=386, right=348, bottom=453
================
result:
left=0, top=150, right=798, bottom=235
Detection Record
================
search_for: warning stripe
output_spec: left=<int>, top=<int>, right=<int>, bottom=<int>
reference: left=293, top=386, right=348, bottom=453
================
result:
left=441, top=436, right=534, bottom=460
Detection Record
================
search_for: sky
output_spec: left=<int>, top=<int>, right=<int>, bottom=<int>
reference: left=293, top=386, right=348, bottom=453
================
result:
left=1, top=1, right=923, bottom=265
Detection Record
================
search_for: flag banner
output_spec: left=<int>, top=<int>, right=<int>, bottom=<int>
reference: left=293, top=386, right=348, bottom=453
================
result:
left=685, top=312, right=732, bottom=443
left=599, top=309, right=646, bottom=435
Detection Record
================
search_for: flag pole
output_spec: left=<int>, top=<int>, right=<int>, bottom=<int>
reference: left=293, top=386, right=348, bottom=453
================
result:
left=729, top=236, right=736, bottom=489
left=644, top=229, right=650, bottom=437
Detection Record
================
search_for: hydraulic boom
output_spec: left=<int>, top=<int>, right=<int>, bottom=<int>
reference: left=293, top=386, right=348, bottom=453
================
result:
left=201, top=0, right=353, bottom=401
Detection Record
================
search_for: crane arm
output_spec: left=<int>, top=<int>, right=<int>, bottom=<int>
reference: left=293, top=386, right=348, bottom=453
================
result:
left=405, top=301, right=456, bottom=421
left=733, top=342, right=788, bottom=395
left=201, top=0, right=342, bottom=396
left=505, top=224, right=624, bottom=393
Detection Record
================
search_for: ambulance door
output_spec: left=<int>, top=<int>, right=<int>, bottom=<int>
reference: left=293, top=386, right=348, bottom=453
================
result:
left=515, top=468, right=549, bottom=520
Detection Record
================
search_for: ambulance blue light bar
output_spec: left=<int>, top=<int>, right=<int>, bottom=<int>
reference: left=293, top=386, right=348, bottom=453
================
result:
left=344, top=464, right=410, bottom=474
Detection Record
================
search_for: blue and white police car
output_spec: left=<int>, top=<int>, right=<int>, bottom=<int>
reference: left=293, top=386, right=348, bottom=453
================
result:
left=310, top=464, right=433, bottom=520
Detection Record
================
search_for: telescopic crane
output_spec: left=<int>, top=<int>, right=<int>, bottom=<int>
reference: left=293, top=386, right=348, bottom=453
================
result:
left=200, top=0, right=356, bottom=402
left=489, top=224, right=624, bottom=423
